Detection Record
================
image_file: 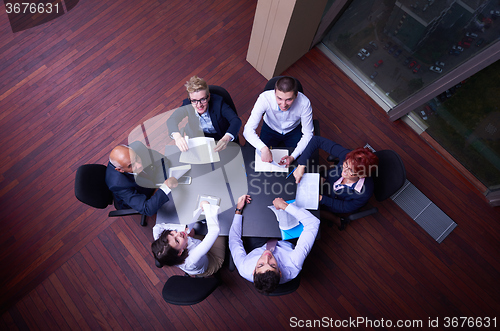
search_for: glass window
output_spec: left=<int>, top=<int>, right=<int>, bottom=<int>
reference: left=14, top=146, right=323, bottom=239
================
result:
left=321, top=0, right=499, bottom=104
left=410, top=60, right=500, bottom=191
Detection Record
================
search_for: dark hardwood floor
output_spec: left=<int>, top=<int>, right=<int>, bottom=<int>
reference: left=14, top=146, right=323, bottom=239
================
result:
left=1, top=0, right=499, bottom=330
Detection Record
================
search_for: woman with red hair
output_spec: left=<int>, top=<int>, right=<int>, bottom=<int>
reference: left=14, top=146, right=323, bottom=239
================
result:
left=294, top=136, right=378, bottom=214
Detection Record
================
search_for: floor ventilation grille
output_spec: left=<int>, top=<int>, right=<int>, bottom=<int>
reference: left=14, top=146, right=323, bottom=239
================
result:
left=391, top=180, right=457, bottom=243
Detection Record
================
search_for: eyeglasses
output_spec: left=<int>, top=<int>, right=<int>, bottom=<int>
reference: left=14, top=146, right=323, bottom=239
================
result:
left=342, top=162, right=357, bottom=176
left=190, top=97, right=208, bottom=105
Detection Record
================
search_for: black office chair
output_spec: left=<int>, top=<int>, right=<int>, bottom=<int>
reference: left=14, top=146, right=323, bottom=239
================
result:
left=162, top=273, right=221, bottom=305
left=209, top=85, right=237, bottom=115
left=334, top=150, right=406, bottom=230
left=74, top=164, right=147, bottom=226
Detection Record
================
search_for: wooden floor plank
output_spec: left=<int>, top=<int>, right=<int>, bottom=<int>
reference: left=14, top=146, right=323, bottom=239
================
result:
left=27, top=287, right=59, bottom=331
left=3, top=306, right=26, bottom=331
left=42, top=274, right=82, bottom=330
left=87, top=237, right=146, bottom=330
left=79, top=244, right=135, bottom=331
left=14, top=297, right=46, bottom=331
left=67, top=255, right=122, bottom=331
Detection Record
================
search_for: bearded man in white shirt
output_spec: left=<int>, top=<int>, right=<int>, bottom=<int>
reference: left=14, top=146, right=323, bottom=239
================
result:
left=243, top=76, right=314, bottom=166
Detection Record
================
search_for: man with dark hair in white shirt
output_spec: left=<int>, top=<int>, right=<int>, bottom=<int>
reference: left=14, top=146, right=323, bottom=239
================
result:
left=243, top=76, right=314, bottom=166
left=229, top=195, right=320, bottom=294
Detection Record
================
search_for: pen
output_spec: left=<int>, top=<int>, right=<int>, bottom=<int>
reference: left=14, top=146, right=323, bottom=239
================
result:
left=286, top=167, right=296, bottom=179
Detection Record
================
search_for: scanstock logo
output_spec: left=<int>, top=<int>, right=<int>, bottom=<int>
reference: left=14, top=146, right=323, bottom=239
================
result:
left=4, top=1, right=79, bottom=33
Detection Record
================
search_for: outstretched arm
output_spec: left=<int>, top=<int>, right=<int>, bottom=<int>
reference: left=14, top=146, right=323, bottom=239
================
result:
left=167, top=104, right=191, bottom=151
left=229, top=195, right=252, bottom=273
left=297, top=136, right=350, bottom=166
left=185, top=204, right=221, bottom=265
left=243, top=94, right=269, bottom=153
left=113, top=187, right=169, bottom=216
left=220, top=101, right=242, bottom=140
left=286, top=204, right=320, bottom=269
left=290, top=99, right=314, bottom=160
left=167, top=104, right=190, bottom=136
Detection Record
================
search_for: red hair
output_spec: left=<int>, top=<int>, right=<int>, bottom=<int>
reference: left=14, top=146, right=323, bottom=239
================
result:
left=345, top=148, right=379, bottom=177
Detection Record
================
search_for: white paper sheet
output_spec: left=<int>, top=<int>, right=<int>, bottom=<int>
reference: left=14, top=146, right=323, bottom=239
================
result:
left=267, top=205, right=299, bottom=230
left=295, top=173, right=320, bottom=210
left=254, top=149, right=288, bottom=172
left=179, top=137, right=220, bottom=164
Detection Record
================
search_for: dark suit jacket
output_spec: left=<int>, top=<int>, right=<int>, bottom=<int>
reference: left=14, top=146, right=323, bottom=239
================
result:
left=167, top=93, right=241, bottom=141
left=105, top=162, right=169, bottom=216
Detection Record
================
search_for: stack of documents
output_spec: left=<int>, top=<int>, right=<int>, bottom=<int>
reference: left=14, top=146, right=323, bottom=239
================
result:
left=295, top=173, right=320, bottom=210
left=268, top=203, right=303, bottom=240
left=180, top=137, right=220, bottom=164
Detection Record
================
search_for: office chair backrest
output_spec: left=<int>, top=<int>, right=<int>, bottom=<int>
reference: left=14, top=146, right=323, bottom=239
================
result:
left=263, top=76, right=304, bottom=94
left=162, top=274, right=221, bottom=305
left=75, top=164, right=113, bottom=209
left=76, top=162, right=147, bottom=225
left=373, top=150, right=406, bottom=201
left=209, top=85, right=237, bottom=115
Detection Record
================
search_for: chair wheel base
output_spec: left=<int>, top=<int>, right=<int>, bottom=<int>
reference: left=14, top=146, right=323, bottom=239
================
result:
left=339, top=217, right=350, bottom=231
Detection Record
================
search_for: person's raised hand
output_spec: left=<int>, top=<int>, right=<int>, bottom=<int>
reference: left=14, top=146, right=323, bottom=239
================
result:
left=293, top=165, right=306, bottom=184
left=237, top=194, right=251, bottom=210
left=214, top=135, right=231, bottom=152
left=200, top=200, right=210, bottom=211
left=172, top=132, right=189, bottom=152
left=278, top=155, right=294, bottom=166
left=165, top=177, right=178, bottom=189
left=273, top=197, right=288, bottom=210
left=260, top=146, right=273, bottom=163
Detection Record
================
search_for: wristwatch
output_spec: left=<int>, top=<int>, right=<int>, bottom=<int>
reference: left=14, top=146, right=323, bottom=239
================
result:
left=235, top=208, right=243, bottom=214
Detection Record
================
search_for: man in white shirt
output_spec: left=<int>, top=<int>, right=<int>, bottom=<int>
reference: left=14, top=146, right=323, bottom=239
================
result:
left=243, top=76, right=314, bottom=166
left=229, top=195, right=320, bottom=294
